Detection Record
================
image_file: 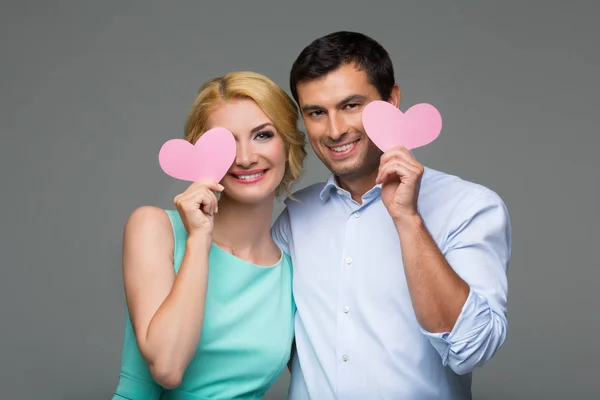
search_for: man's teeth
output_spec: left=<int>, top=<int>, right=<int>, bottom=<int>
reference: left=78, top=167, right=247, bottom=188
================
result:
left=331, top=142, right=356, bottom=152
left=236, top=171, right=265, bottom=180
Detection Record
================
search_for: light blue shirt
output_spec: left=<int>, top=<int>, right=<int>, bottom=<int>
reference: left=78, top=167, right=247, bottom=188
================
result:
left=271, top=166, right=511, bottom=400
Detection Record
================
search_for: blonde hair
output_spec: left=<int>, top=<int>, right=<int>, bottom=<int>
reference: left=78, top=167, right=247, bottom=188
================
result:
left=184, top=71, right=306, bottom=198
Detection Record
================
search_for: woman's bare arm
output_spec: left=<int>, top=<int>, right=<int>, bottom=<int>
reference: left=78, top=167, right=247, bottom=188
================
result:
left=122, top=205, right=211, bottom=389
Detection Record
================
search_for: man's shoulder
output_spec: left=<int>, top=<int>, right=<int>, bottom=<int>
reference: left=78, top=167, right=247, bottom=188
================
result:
left=283, top=182, right=328, bottom=207
left=422, top=167, right=506, bottom=211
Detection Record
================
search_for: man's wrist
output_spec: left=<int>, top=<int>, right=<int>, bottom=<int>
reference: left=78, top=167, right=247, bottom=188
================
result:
left=393, top=212, right=424, bottom=232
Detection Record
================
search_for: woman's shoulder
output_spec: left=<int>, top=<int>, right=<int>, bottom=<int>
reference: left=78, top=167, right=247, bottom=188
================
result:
left=125, top=205, right=171, bottom=229
left=122, top=206, right=178, bottom=246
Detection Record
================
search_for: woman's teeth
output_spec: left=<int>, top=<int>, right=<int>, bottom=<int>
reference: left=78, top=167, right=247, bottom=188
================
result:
left=236, top=171, right=265, bottom=180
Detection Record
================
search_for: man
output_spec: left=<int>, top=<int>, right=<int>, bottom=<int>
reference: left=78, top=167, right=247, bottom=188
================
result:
left=272, top=31, right=511, bottom=399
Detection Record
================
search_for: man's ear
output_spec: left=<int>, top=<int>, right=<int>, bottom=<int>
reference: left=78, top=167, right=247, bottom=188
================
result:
left=388, top=83, right=401, bottom=108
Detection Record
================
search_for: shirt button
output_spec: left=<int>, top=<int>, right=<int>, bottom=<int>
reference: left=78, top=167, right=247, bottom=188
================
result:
left=353, top=211, right=360, bottom=218
left=337, top=189, right=343, bottom=195
left=342, top=354, right=349, bottom=362
left=345, top=257, right=352, bottom=265
left=343, top=306, right=350, bottom=313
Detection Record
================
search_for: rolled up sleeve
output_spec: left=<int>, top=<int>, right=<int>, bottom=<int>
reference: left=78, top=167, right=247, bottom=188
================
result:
left=422, top=189, right=511, bottom=375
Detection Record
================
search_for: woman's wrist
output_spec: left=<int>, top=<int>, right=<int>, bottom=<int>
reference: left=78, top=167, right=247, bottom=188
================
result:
left=186, top=232, right=213, bottom=250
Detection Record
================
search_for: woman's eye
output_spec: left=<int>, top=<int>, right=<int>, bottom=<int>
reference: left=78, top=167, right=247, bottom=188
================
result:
left=255, top=131, right=274, bottom=140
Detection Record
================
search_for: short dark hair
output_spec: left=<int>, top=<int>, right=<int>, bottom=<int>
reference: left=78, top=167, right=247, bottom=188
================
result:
left=289, top=31, right=395, bottom=104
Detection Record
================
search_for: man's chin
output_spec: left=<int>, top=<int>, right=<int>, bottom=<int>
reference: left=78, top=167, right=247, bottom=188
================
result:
left=328, top=163, right=365, bottom=179
left=327, top=158, right=380, bottom=181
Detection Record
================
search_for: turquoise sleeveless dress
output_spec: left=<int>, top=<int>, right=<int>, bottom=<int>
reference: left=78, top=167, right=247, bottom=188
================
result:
left=113, top=209, right=295, bottom=399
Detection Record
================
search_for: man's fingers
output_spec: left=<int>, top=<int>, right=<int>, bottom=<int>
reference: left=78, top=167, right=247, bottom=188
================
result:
left=380, top=146, right=423, bottom=172
left=379, top=145, right=410, bottom=164
left=376, top=161, right=400, bottom=184
left=376, top=160, right=421, bottom=185
left=377, top=159, right=404, bottom=183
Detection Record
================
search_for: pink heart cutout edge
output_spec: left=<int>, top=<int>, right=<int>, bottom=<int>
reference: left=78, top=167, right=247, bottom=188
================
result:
left=362, top=100, right=442, bottom=152
left=158, top=127, right=236, bottom=183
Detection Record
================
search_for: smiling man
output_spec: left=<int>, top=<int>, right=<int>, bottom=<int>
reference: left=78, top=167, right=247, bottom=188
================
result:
left=271, top=31, right=512, bottom=400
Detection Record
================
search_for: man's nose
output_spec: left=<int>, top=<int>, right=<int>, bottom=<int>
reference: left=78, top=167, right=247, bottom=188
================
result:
left=328, top=113, right=348, bottom=141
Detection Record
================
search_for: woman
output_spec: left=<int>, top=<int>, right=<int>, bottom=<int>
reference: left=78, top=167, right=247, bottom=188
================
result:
left=113, top=71, right=306, bottom=399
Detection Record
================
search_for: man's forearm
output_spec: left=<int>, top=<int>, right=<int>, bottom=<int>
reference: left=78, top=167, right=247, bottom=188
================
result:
left=394, top=213, right=470, bottom=333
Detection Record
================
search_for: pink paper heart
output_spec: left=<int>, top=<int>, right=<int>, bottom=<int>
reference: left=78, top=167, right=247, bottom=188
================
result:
left=158, top=127, right=236, bottom=182
left=362, top=100, right=442, bottom=152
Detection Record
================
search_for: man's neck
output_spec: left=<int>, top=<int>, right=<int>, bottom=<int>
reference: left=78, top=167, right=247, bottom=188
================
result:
left=211, top=193, right=275, bottom=259
left=336, top=168, right=379, bottom=204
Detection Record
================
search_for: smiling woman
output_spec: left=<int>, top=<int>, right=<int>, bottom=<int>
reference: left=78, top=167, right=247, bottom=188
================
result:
left=112, top=71, right=306, bottom=399
left=204, top=100, right=287, bottom=205
left=186, top=71, right=306, bottom=199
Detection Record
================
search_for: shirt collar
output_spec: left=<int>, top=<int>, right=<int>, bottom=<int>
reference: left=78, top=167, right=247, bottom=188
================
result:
left=318, top=166, right=432, bottom=202
left=319, top=173, right=382, bottom=201
left=318, top=174, right=339, bottom=200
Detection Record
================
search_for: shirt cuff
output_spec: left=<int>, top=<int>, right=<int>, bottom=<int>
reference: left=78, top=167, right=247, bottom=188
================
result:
left=420, top=288, right=492, bottom=366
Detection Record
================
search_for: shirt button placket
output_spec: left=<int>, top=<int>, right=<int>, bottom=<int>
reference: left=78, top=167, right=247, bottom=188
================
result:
left=337, top=205, right=362, bottom=390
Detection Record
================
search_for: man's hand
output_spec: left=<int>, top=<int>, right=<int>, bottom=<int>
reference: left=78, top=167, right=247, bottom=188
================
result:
left=376, top=145, right=470, bottom=335
left=375, top=145, right=424, bottom=223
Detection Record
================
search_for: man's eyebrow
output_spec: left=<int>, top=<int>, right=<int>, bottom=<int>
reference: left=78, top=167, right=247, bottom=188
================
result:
left=250, top=123, right=274, bottom=133
left=335, top=94, right=368, bottom=108
left=301, top=104, right=323, bottom=113
left=301, top=94, right=369, bottom=113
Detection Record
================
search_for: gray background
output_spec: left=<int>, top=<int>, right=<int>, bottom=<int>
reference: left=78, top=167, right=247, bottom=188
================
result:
left=1, top=1, right=598, bottom=399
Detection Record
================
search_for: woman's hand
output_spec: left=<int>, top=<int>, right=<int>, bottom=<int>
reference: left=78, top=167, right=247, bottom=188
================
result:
left=174, top=180, right=224, bottom=239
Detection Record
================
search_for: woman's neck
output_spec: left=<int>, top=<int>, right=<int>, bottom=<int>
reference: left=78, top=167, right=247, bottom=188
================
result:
left=211, top=193, right=278, bottom=263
